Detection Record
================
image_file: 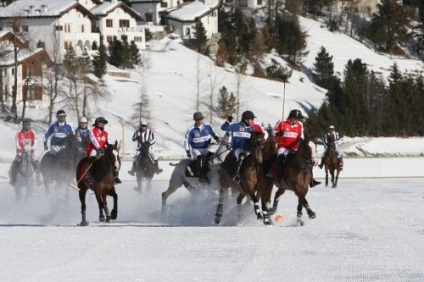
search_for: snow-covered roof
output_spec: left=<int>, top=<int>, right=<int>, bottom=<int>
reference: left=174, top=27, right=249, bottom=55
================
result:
left=91, top=1, right=142, bottom=21
left=0, top=48, right=46, bottom=66
left=0, top=0, right=94, bottom=19
left=167, top=1, right=213, bottom=22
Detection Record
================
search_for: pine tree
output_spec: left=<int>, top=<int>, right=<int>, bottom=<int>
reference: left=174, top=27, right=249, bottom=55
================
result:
left=108, top=36, right=123, bottom=68
left=92, top=35, right=107, bottom=79
left=121, top=38, right=131, bottom=69
left=130, top=41, right=141, bottom=68
left=193, top=21, right=208, bottom=54
left=312, top=46, right=334, bottom=89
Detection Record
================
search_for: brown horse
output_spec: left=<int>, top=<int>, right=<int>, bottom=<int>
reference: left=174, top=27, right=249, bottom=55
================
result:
left=215, top=131, right=268, bottom=225
left=75, top=141, right=121, bottom=226
left=262, top=137, right=316, bottom=226
left=323, top=142, right=342, bottom=188
left=134, top=142, right=156, bottom=193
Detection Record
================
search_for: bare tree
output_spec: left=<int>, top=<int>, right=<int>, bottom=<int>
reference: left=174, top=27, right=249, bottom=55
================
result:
left=132, top=52, right=152, bottom=127
left=234, top=61, right=247, bottom=119
left=206, top=61, right=223, bottom=124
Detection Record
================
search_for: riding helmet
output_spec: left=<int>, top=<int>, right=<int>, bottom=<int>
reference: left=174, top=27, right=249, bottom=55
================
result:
left=56, top=110, right=67, bottom=116
left=193, top=112, right=204, bottom=120
left=22, top=119, right=31, bottom=125
left=94, top=117, right=108, bottom=125
left=329, top=125, right=335, bottom=130
left=79, top=117, right=88, bottom=123
left=288, top=109, right=303, bottom=119
left=241, top=110, right=256, bottom=120
left=140, top=120, right=148, bottom=126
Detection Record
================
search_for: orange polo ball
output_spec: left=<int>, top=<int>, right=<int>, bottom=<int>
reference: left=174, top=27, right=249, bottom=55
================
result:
left=275, top=214, right=284, bottom=222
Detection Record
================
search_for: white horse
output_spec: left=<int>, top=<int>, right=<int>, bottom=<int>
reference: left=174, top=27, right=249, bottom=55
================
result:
left=10, top=144, right=36, bottom=200
left=161, top=135, right=230, bottom=216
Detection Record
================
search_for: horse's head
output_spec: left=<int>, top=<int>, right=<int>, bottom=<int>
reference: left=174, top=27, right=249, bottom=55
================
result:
left=249, top=131, right=264, bottom=163
left=105, top=140, right=121, bottom=171
left=138, top=142, right=151, bottom=156
left=250, top=131, right=263, bottom=146
left=263, top=135, right=277, bottom=159
left=22, top=144, right=33, bottom=159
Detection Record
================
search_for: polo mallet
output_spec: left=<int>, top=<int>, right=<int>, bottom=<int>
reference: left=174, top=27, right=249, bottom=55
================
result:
left=70, top=161, right=95, bottom=191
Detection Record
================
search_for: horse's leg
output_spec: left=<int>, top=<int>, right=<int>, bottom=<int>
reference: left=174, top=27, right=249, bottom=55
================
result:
left=261, top=177, right=274, bottom=225
left=79, top=187, right=88, bottom=226
left=296, top=196, right=304, bottom=226
left=331, top=168, right=336, bottom=188
left=135, top=172, right=142, bottom=193
left=325, top=167, right=329, bottom=186
left=161, top=180, right=181, bottom=217
left=102, top=194, right=112, bottom=223
left=334, top=169, right=340, bottom=188
left=215, top=186, right=227, bottom=224
left=270, top=188, right=285, bottom=215
left=236, top=193, right=245, bottom=222
left=303, top=197, right=316, bottom=219
left=110, top=188, right=118, bottom=220
left=95, top=190, right=106, bottom=222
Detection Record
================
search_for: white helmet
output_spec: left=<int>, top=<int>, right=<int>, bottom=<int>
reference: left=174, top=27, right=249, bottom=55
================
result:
left=329, top=125, right=335, bottom=130
left=79, top=117, right=88, bottom=123
left=140, top=121, right=148, bottom=126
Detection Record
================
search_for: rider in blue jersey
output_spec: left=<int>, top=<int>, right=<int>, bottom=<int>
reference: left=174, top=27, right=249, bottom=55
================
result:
left=44, top=110, right=74, bottom=155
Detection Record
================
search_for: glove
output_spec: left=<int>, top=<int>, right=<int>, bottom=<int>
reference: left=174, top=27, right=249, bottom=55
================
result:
left=186, top=151, right=192, bottom=159
left=97, top=148, right=105, bottom=156
left=227, top=116, right=234, bottom=122
left=44, top=142, right=48, bottom=150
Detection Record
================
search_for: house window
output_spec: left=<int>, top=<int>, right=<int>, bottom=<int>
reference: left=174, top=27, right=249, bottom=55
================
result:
left=186, top=28, right=191, bottom=36
left=121, top=35, right=128, bottom=41
left=55, top=25, right=63, bottom=31
left=211, top=11, right=216, bottom=17
left=106, top=19, right=113, bottom=27
left=119, top=20, right=130, bottom=28
left=64, top=41, right=72, bottom=49
left=12, top=68, right=14, bottom=75
left=81, top=25, right=84, bottom=32
left=134, top=36, right=143, bottom=42
left=22, top=25, right=29, bottom=32
left=161, top=2, right=168, bottom=8
left=27, top=66, right=34, bottom=77
left=257, top=0, right=262, bottom=5
left=65, top=24, right=71, bottom=33
left=145, top=13, right=153, bottom=22
left=107, top=36, right=113, bottom=43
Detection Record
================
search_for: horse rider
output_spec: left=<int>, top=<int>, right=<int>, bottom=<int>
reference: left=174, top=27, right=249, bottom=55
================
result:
left=184, top=112, right=220, bottom=183
left=273, top=109, right=320, bottom=188
left=86, top=117, right=122, bottom=184
left=308, top=135, right=322, bottom=188
left=318, top=125, right=344, bottom=170
left=75, top=117, right=90, bottom=152
left=128, top=120, right=163, bottom=176
left=44, top=110, right=74, bottom=155
left=9, top=119, right=38, bottom=185
left=220, top=110, right=256, bottom=182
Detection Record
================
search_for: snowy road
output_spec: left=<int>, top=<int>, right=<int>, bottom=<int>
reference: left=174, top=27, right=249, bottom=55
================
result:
left=0, top=176, right=423, bottom=281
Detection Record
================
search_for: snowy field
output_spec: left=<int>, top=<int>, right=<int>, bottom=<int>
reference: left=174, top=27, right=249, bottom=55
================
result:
left=0, top=159, right=423, bottom=281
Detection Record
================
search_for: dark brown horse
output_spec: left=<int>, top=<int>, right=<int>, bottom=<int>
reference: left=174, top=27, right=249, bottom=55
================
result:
left=134, top=142, right=156, bottom=193
left=215, top=131, right=268, bottom=225
left=75, top=141, right=120, bottom=226
left=262, top=137, right=316, bottom=226
left=323, top=142, right=342, bottom=188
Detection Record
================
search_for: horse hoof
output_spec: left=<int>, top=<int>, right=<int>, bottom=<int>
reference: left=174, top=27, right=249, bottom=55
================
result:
left=263, top=219, right=272, bottom=225
left=111, top=210, right=118, bottom=220
left=133, top=187, right=142, bottom=192
left=80, top=221, right=89, bottom=226
left=215, top=215, right=222, bottom=224
left=309, top=213, right=316, bottom=219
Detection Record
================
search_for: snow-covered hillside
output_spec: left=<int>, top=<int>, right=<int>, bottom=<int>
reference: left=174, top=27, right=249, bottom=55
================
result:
left=1, top=16, right=423, bottom=161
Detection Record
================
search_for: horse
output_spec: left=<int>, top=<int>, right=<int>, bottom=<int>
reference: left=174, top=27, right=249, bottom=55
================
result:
left=214, top=131, right=268, bottom=225
left=133, top=142, right=156, bottom=193
left=75, top=141, right=120, bottom=226
left=9, top=144, right=36, bottom=200
left=40, top=135, right=82, bottom=193
left=323, top=142, right=342, bottom=188
left=161, top=137, right=231, bottom=217
left=262, top=136, right=316, bottom=226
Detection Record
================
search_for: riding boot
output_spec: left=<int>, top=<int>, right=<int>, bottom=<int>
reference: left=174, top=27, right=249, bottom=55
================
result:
left=196, top=156, right=205, bottom=183
left=274, top=154, right=285, bottom=188
left=114, top=170, right=122, bottom=184
left=87, top=157, right=96, bottom=186
left=233, top=154, right=245, bottom=183
left=155, top=160, right=163, bottom=174
left=318, top=156, right=324, bottom=169
left=128, top=161, right=136, bottom=176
